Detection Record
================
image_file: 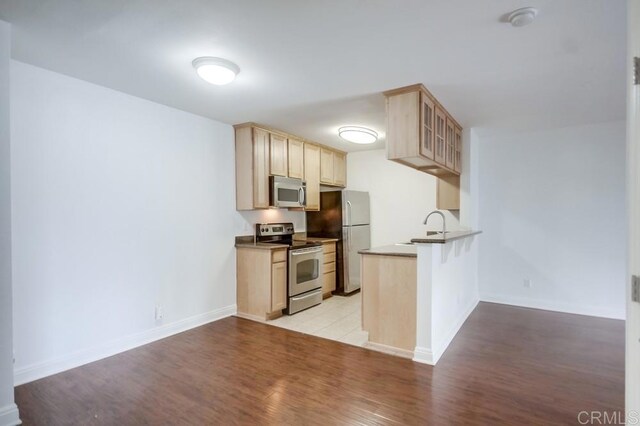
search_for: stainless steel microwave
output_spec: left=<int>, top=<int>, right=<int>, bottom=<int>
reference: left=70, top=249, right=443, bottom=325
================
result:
left=270, top=176, right=307, bottom=208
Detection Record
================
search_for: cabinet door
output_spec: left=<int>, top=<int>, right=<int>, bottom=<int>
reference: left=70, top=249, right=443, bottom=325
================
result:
left=420, top=93, right=435, bottom=160
left=253, top=128, right=270, bottom=208
left=320, top=148, right=334, bottom=184
left=333, top=152, right=346, bottom=187
left=454, top=125, right=462, bottom=174
left=271, top=261, right=287, bottom=312
left=445, top=117, right=455, bottom=170
left=323, top=269, right=336, bottom=295
left=288, top=138, right=304, bottom=179
left=269, top=133, right=288, bottom=177
left=304, top=144, right=321, bottom=211
left=434, top=106, right=446, bottom=165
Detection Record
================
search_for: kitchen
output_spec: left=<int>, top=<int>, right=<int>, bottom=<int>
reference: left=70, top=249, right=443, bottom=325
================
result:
left=234, top=84, right=481, bottom=362
left=0, top=1, right=633, bottom=424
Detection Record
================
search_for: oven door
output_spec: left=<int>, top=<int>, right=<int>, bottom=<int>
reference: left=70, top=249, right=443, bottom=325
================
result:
left=271, top=177, right=306, bottom=208
left=288, top=246, right=323, bottom=296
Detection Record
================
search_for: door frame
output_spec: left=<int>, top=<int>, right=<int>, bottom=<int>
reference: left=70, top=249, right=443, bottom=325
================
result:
left=627, top=0, right=640, bottom=414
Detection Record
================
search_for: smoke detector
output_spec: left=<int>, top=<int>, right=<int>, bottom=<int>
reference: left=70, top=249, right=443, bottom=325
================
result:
left=508, top=7, right=538, bottom=27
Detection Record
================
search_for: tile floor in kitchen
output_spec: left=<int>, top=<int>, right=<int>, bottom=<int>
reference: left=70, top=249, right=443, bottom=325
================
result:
left=268, top=294, right=412, bottom=358
left=268, top=293, right=369, bottom=347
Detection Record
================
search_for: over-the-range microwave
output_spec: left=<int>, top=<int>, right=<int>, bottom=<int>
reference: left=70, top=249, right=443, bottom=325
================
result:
left=270, top=176, right=307, bottom=208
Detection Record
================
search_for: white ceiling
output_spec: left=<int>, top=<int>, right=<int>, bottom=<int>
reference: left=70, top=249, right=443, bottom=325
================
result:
left=0, top=0, right=626, bottom=151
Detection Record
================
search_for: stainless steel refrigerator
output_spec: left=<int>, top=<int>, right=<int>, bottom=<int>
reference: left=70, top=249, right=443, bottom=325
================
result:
left=306, top=190, right=370, bottom=294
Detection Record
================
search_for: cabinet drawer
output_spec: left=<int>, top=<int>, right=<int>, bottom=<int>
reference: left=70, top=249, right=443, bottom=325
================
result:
left=272, top=249, right=287, bottom=263
left=324, top=261, right=336, bottom=274
left=322, top=242, right=336, bottom=254
left=323, top=252, right=336, bottom=265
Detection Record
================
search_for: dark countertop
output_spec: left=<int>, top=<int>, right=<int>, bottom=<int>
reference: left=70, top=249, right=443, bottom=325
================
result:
left=234, top=235, right=288, bottom=250
left=410, top=230, right=482, bottom=244
left=235, top=235, right=337, bottom=250
left=235, top=242, right=289, bottom=250
left=359, top=244, right=417, bottom=258
left=304, top=237, right=339, bottom=243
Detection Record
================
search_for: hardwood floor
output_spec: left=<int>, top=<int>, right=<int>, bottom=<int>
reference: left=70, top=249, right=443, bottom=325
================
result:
left=15, top=302, right=624, bottom=425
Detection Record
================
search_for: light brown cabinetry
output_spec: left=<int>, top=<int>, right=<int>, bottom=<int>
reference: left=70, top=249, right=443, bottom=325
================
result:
left=454, top=125, right=462, bottom=174
left=235, top=126, right=270, bottom=210
left=270, top=260, right=287, bottom=311
left=235, top=123, right=347, bottom=211
left=361, top=254, right=417, bottom=352
left=320, top=149, right=347, bottom=187
left=437, top=175, right=461, bottom=211
left=320, top=148, right=334, bottom=184
left=333, top=152, right=346, bottom=187
left=321, top=241, right=337, bottom=298
left=269, top=133, right=288, bottom=177
left=288, top=138, right=304, bottom=179
left=420, top=93, right=435, bottom=160
left=236, top=247, right=288, bottom=321
left=384, top=84, right=463, bottom=210
left=304, top=144, right=321, bottom=211
left=434, top=105, right=447, bottom=166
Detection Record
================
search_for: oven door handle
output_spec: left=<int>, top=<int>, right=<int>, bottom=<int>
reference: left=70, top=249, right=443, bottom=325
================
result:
left=290, top=247, right=323, bottom=255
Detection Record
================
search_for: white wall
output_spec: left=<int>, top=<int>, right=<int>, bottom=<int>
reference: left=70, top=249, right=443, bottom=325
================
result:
left=477, top=121, right=626, bottom=319
left=0, top=20, right=21, bottom=426
left=347, top=150, right=462, bottom=247
left=9, top=60, right=304, bottom=385
left=414, top=237, right=479, bottom=365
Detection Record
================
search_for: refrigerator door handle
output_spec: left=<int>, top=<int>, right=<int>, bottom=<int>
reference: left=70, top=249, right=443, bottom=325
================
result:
left=346, top=200, right=353, bottom=250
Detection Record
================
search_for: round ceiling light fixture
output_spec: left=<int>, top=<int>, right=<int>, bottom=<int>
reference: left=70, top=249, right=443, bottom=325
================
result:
left=338, top=126, right=378, bottom=144
left=192, top=57, right=240, bottom=85
left=507, top=7, right=538, bottom=27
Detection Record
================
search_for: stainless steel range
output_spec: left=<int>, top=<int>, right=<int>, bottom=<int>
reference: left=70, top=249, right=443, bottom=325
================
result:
left=256, top=223, right=323, bottom=314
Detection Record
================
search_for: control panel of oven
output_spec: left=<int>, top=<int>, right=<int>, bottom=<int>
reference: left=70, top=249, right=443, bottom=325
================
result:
left=256, top=223, right=295, bottom=236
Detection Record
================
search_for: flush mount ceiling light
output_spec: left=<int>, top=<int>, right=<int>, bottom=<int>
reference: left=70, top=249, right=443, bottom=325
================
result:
left=508, top=7, right=538, bottom=27
left=192, top=57, right=240, bottom=85
left=338, top=126, right=378, bottom=144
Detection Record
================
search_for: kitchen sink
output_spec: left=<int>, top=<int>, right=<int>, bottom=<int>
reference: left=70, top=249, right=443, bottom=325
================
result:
left=426, top=231, right=450, bottom=236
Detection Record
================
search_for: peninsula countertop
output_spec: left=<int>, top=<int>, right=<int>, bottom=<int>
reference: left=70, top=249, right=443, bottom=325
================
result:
left=411, top=230, right=482, bottom=244
left=358, top=244, right=417, bottom=258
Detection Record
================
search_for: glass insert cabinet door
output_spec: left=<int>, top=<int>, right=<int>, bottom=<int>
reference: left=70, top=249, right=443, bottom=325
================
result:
left=445, top=118, right=455, bottom=170
left=420, top=93, right=435, bottom=160
left=434, top=105, right=446, bottom=165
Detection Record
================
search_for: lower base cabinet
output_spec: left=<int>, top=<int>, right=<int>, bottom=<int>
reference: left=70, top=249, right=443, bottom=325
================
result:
left=321, top=241, right=337, bottom=298
left=237, top=247, right=287, bottom=321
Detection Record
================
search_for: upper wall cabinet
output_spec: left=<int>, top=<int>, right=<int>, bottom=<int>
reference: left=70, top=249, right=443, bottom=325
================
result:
left=333, top=152, right=346, bottom=187
left=384, top=84, right=463, bottom=210
left=320, top=148, right=334, bottom=184
left=235, top=126, right=270, bottom=210
left=288, top=138, right=305, bottom=179
left=234, top=123, right=346, bottom=210
left=304, top=144, right=321, bottom=211
left=269, top=133, right=288, bottom=177
left=385, top=84, right=461, bottom=178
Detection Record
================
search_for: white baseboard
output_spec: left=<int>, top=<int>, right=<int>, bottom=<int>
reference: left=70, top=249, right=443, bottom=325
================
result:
left=0, top=403, right=21, bottom=426
left=479, top=293, right=624, bottom=320
left=413, top=297, right=479, bottom=366
left=412, top=346, right=435, bottom=365
left=365, top=341, right=414, bottom=359
left=14, top=304, right=237, bottom=386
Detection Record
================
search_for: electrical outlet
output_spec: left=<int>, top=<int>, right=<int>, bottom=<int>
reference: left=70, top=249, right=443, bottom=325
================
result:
left=155, top=305, right=164, bottom=321
left=523, top=279, right=532, bottom=288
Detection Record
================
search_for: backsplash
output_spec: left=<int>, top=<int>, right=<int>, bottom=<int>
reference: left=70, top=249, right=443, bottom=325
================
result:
left=236, top=209, right=306, bottom=234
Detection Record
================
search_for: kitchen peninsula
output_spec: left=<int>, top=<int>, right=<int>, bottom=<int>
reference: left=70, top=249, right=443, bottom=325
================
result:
left=359, top=230, right=481, bottom=364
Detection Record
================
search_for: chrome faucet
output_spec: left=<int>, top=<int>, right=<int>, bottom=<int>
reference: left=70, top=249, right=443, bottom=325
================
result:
left=423, top=210, right=446, bottom=236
